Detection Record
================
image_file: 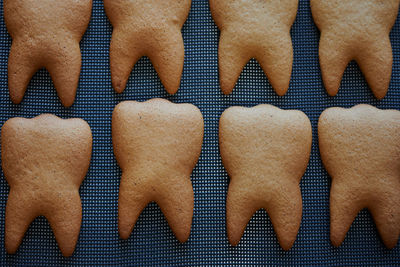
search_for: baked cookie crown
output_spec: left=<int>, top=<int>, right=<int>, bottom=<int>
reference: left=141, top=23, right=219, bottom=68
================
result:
left=209, top=0, right=298, bottom=95
left=4, top=0, right=92, bottom=107
left=104, top=0, right=191, bottom=94
left=112, top=98, right=203, bottom=242
left=1, top=114, right=92, bottom=257
left=219, top=104, right=312, bottom=250
left=319, top=104, right=400, bottom=249
left=311, top=0, right=400, bottom=99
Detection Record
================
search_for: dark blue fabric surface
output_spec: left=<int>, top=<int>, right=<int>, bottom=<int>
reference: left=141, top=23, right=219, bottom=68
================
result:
left=0, top=0, right=400, bottom=265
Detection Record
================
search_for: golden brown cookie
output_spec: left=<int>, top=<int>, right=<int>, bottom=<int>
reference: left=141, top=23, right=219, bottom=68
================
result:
left=3, top=0, right=92, bottom=107
left=311, top=0, right=400, bottom=99
left=112, top=99, right=203, bottom=242
left=1, top=114, right=92, bottom=257
left=219, top=104, right=312, bottom=250
left=319, top=104, right=400, bottom=249
left=103, top=0, right=191, bottom=94
left=209, top=0, right=298, bottom=95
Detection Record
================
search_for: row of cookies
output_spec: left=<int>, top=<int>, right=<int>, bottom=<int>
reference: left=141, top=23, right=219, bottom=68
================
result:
left=2, top=99, right=399, bottom=256
left=4, top=0, right=399, bottom=107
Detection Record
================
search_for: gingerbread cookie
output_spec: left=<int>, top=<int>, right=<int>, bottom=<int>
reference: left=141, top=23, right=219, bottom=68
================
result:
left=311, top=0, right=400, bottom=99
left=103, top=0, right=191, bottom=94
left=3, top=0, right=92, bottom=107
left=219, top=105, right=312, bottom=250
left=112, top=99, right=203, bottom=242
left=319, top=104, right=400, bottom=249
left=209, top=0, right=298, bottom=95
left=1, top=114, right=92, bottom=257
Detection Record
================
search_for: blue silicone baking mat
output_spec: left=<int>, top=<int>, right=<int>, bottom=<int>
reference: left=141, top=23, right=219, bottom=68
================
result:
left=1, top=0, right=400, bottom=265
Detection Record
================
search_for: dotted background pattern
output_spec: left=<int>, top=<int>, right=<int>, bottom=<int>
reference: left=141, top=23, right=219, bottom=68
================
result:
left=0, top=0, right=400, bottom=265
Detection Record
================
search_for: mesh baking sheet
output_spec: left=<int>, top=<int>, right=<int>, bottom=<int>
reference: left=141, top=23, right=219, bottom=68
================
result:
left=0, top=0, right=400, bottom=265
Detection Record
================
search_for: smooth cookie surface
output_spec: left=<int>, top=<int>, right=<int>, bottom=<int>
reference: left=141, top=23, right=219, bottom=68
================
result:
left=209, top=0, right=298, bottom=95
left=219, top=104, right=312, bottom=250
left=4, top=0, right=92, bottom=107
left=103, top=0, right=191, bottom=94
left=311, top=0, right=400, bottom=99
left=319, top=104, right=400, bottom=249
left=112, top=98, right=203, bottom=242
left=1, top=114, right=92, bottom=257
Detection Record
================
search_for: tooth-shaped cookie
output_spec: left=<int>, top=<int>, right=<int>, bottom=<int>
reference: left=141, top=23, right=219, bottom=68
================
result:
left=112, top=99, right=203, bottom=242
left=209, top=0, right=298, bottom=95
left=3, top=0, right=92, bottom=107
left=311, top=0, right=400, bottom=99
left=319, top=104, right=400, bottom=249
left=1, top=114, right=92, bottom=257
left=219, top=105, right=312, bottom=250
left=103, top=0, right=191, bottom=94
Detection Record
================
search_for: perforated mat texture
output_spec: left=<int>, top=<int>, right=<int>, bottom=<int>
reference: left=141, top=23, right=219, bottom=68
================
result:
left=0, top=0, right=400, bottom=266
